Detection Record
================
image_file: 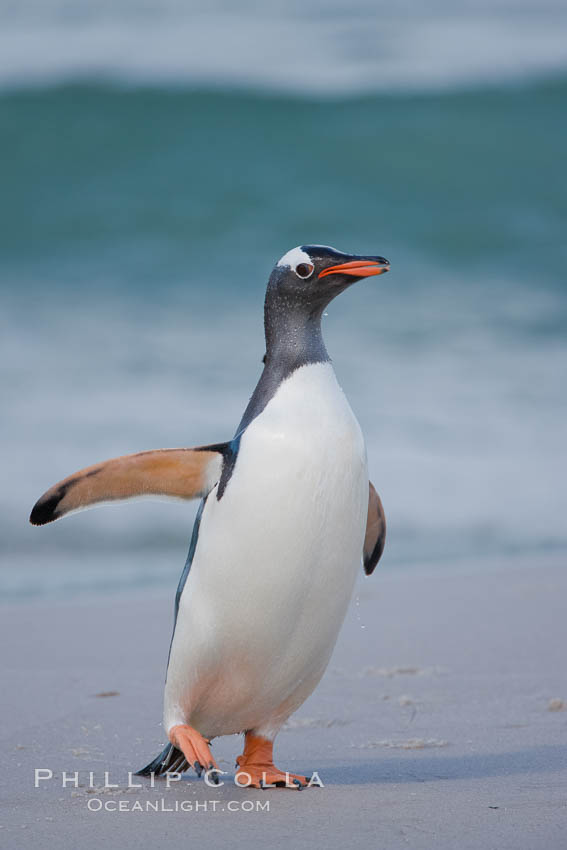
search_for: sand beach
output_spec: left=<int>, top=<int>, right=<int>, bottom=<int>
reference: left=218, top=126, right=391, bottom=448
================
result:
left=2, top=557, right=565, bottom=849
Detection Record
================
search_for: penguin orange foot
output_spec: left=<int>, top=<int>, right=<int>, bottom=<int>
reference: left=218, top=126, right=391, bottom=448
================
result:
left=168, top=724, right=219, bottom=779
left=235, top=732, right=309, bottom=789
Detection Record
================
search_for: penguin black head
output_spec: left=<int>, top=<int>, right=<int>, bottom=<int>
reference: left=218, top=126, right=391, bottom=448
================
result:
left=267, top=245, right=390, bottom=316
left=261, top=244, right=390, bottom=366
left=249, top=245, right=391, bottom=425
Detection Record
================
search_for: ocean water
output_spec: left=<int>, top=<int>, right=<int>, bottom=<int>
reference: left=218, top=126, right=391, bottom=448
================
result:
left=1, top=1, right=566, bottom=600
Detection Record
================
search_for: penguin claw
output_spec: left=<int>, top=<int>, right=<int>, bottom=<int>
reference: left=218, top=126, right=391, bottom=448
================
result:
left=193, top=760, right=203, bottom=778
left=208, top=767, right=221, bottom=785
left=207, top=763, right=220, bottom=785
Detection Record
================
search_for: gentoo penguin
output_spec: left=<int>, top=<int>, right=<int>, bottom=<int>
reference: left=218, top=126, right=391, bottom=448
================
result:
left=30, top=245, right=388, bottom=789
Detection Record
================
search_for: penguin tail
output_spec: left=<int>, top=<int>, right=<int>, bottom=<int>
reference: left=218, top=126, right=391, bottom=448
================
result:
left=135, top=743, right=189, bottom=777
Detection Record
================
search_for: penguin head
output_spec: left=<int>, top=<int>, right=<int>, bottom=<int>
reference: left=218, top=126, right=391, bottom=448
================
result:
left=269, top=245, right=390, bottom=314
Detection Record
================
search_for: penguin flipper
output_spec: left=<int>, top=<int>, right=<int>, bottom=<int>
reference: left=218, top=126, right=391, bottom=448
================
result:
left=29, top=444, right=228, bottom=526
left=135, top=743, right=189, bottom=777
left=363, top=481, right=386, bottom=575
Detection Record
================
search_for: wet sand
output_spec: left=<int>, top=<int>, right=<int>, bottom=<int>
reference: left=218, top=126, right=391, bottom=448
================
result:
left=1, top=559, right=566, bottom=849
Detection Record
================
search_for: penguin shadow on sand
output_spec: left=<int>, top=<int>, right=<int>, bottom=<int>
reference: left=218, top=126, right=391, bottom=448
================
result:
left=319, top=743, right=567, bottom=786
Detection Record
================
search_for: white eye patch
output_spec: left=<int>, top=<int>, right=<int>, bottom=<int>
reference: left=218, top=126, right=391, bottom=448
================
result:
left=276, top=246, right=312, bottom=269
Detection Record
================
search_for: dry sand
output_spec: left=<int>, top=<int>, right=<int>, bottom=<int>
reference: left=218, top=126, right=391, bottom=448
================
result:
left=1, top=559, right=566, bottom=849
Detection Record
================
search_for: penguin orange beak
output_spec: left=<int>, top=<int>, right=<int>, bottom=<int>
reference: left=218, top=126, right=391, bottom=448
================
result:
left=318, top=259, right=390, bottom=279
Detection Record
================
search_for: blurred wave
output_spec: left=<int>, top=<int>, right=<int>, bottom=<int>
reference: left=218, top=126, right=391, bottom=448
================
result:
left=0, top=0, right=566, bottom=93
left=2, top=81, right=566, bottom=285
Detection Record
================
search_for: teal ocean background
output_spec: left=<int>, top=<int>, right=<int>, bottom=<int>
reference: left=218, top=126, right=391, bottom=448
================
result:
left=1, top=1, right=566, bottom=599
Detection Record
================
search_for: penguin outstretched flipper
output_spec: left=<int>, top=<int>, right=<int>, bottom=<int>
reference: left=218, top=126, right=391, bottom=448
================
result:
left=29, top=443, right=230, bottom=526
left=135, top=742, right=189, bottom=777
left=363, top=481, right=386, bottom=575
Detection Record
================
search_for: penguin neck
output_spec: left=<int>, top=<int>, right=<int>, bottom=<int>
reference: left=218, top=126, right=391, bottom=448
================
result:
left=264, top=298, right=329, bottom=371
left=234, top=292, right=330, bottom=434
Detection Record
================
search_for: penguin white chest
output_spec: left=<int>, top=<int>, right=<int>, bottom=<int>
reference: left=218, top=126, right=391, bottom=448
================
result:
left=166, top=362, right=368, bottom=736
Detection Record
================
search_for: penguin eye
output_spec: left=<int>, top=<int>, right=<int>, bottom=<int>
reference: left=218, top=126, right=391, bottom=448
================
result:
left=295, top=262, right=314, bottom=279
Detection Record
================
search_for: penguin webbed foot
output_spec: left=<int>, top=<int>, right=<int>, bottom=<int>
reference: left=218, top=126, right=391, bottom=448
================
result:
left=235, top=731, right=311, bottom=790
left=168, top=724, right=219, bottom=781
left=236, top=764, right=310, bottom=790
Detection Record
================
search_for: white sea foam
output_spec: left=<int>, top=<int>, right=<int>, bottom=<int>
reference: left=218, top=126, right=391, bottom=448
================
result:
left=0, top=1, right=566, bottom=93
